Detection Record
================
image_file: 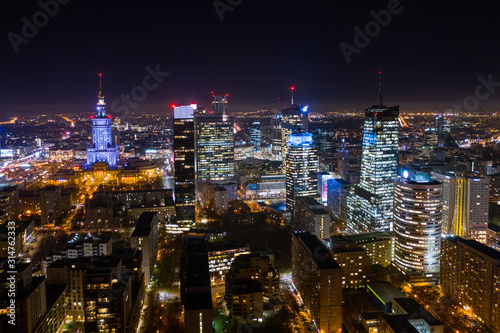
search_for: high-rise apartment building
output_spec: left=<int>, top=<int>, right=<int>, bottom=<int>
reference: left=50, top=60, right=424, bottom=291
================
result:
left=40, top=185, right=61, bottom=226
left=347, top=103, right=399, bottom=233
left=292, top=232, right=342, bottom=333
left=452, top=173, right=489, bottom=243
left=285, top=131, right=318, bottom=211
left=195, top=111, right=234, bottom=192
left=295, top=196, right=330, bottom=239
left=432, top=170, right=489, bottom=243
left=87, top=74, right=119, bottom=168
left=173, top=104, right=197, bottom=228
left=441, top=236, right=500, bottom=332
left=393, top=171, right=442, bottom=285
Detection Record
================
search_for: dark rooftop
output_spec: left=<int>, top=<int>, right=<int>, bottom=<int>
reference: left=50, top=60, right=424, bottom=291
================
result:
left=446, top=236, right=500, bottom=260
left=381, top=314, right=419, bottom=333
left=392, top=298, right=442, bottom=326
left=293, top=232, right=340, bottom=270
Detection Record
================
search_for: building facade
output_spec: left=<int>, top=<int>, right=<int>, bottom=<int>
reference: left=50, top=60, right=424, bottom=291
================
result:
left=292, top=232, right=342, bottom=333
left=347, top=104, right=399, bottom=234
left=195, top=112, right=234, bottom=191
left=173, top=105, right=197, bottom=228
left=87, top=75, right=119, bottom=168
left=393, top=172, right=442, bottom=285
left=285, top=131, right=318, bottom=211
left=441, top=237, right=500, bottom=332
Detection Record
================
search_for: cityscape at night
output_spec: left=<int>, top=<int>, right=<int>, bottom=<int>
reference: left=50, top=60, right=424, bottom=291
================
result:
left=3, top=1, right=500, bottom=333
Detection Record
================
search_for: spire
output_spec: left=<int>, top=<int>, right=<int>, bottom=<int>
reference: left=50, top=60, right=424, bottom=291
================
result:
left=98, top=73, right=103, bottom=98
left=290, top=86, right=295, bottom=105
left=96, top=73, right=107, bottom=117
left=378, top=71, right=383, bottom=107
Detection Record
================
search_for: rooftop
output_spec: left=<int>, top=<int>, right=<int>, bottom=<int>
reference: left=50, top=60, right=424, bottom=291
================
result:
left=446, top=236, right=500, bottom=260
left=294, top=232, right=340, bottom=270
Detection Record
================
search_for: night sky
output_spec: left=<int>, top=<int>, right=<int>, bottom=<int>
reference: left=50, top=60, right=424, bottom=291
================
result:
left=2, top=0, right=500, bottom=115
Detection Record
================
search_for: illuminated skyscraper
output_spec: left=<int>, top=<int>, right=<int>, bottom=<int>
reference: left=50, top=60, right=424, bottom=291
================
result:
left=212, top=93, right=228, bottom=115
left=87, top=74, right=119, bottom=168
left=174, top=104, right=197, bottom=228
left=285, top=131, right=318, bottom=211
left=250, top=121, right=261, bottom=152
left=195, top=111, right=234, bottom=192
left=451, top=171, right=489, bottom=243
left=281, top=105, right=304, bottom=169
left=338, top=139, right=349, bottom=182
left=347, top=102, right=399, bottom=234
left=393, top=171, right=442, bottom=285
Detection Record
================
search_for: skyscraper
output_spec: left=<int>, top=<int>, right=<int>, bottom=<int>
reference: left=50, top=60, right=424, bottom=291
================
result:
left=174, top=104, right=197, bottom=228
left=195, top=111, right=234, bottom=192
left=431, top=171, right=456, bottom=235
left=281, top=105, right=303, bottom=168
left=87, top=74, right=119, bottom=168
left=451, top=171, right=489, bottom=243
left=211, top=93, right=228, bottom=115
left=285, top=131, right=318, bottom=211
left=337, top=139, right=349, bottom=182
left=250, top=121, right=261, bottom=152
left=346, top=101, right=399, bottom=234
left=393, top=171, right=442, bottom=285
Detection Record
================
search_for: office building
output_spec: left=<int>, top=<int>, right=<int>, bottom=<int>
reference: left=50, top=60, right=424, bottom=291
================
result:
left=345, top=232, right=394, bottom=267
left=431, top=171, right=455, bottom=234
left=441, top=236, right=500, bottom=332
left=181, top=238, right=213, bottom=333
left=327, top=178, right=351, bottom=226
left=295, top=196, right=330, bottom=239
left=317, top=172, right=333, bottom=204
left=393, top=171, right=442, bottom=285
left=347, top=103, right=399, bottom=233
left=195, top=112, right=234, bottom=191
left=328, top=236, right=371, bottom=289
left=173, top=104, right=197, bottom=228
left=212, top=93, right=228, bottom=115
left=338, top=138, right=349, bottom=182
left=250, top=121, right=261, bottom=152
left=285, top=131, right=318, bottom=211
left=40, top=185, right=61, bottom=226
left=281, top=105, right=304, bottom=167
left=292, top=232, right=342, bottom=333
left=86, top=74, right=119, bottom=168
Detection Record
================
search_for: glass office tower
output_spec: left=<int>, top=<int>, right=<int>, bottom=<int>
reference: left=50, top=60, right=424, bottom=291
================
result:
left=173, top=104, right=197, bottom=229
left=285, top=131, right=318, bottom=211
left=347, top=104, right=399, bottom=233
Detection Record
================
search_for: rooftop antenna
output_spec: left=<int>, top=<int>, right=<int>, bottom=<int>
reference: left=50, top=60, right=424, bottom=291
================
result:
left=378, top=71, right=383, bottom=107
left=98, top=73, right=103, bottom=97
left=290, top=86, right=295, bottom=105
